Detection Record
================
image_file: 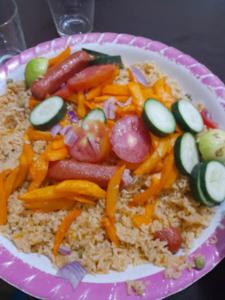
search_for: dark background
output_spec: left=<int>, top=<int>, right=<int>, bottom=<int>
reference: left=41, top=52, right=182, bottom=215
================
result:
left=1, top=0, right=225, bottom=299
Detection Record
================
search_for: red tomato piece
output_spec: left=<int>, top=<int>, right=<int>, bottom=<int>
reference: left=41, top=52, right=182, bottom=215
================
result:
left=201, top=110, right=218, bottom=129
left=67, top=64, right=117, bottom=92
left=154, top=227, right=182, bottom=253
left=110, top=115, right=150, bottom=163
left=54, top=85, right=73, bottom=99
left=69, top=121, right=109, bottom=163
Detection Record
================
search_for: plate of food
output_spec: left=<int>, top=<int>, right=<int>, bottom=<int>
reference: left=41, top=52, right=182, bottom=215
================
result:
left=0, top=32, right=225, bottom=300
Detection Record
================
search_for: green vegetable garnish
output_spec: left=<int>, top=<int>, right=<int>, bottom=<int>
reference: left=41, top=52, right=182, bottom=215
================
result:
left=25, top=57, right=48, bottom=87
left=194, top=255, right=205, bottom=270
left=198, top=129, right=225, bottom=164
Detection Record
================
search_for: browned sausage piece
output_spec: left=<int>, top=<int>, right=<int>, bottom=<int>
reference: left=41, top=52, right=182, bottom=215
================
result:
left=31, top=50, right=91, bottom=100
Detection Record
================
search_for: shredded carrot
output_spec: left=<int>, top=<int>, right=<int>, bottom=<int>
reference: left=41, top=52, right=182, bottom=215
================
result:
left=0, top=172, right=7, bottom=225
left=106, top=165, right=125, bottom=221
left=142, top=87, right=158, bottom=101
left=132, top=202, right=157, bottom=227
left=152, top=77, right=175, bottom=107
left=86, top=86, right=102, bottom=100
left=5, top=167, right=19, bottom=199
left=119, top=160, right=140, bottom=171
left=128, top=82, right=145, bottom=110
left=21, top=185, right=59, bottom=202
left=102, top=84, right=130, bottom=96
left=13, top=151, right=28, bottom=190
left=48, top=47, right=71, bottom=68
left=77, top=92, right=86, bottom=118
left=44, top=147, right=69, bottom=161
left=152, top=160, right=163, bottom=173
left=116, top=104, right=136, bottom=118
left=101, top=216, right=120, bottom=246
left=27, top=128, right=53, bottom=141
left=130, top=176, right=161, bottom=207
left=28, top=154, right=49, bottom=191
left=51, top=138, right=65, bottom=150
left=55, top=180, right=106, bottom=199
left=72, top=195, right=96, bottom=205
left=66, top=93, right=78, bottom=103
left=160, top=151, right=178, bottom=190
left=24, top=198, right=75, bottom=211
left=28, top=97, right=40, bottom=109
left=53, top=209, right=81, bottom=256
left=93, top=95, right=111, bottom=102
left=59, top=115, right=71, bottom=127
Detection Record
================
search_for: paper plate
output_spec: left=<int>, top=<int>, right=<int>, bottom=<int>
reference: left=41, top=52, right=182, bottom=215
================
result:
left=0, top=33, right=225, bottom=300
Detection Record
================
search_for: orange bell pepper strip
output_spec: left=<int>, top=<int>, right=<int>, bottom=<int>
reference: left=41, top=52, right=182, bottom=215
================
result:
left=77, top=92, right=86, bottom=118
left=0, top=172, right=7, bottom=225
left=20, top=185, right=59, bottom=202
left=86, top=86, right=102, bottom=101
left=53, top=209, right=81, bottom=256
left=102, top=84, right=130, bottom=96
left=141, top=87, right=158, bottom=101
left=129, top=176, right=161, bottom=207
left=48, top=47, right=71, bottom=68
left=55, top=180, right=106, bottom=198
left=128, top=82, right=145, bottom=110
left=27, top=128, right=53, bottom=141
left=72, top=195, right=96, bottom=205
left=28, top=97, right=40, bottom=109
left=116, top=104, right=136, bottom=118
left=24, top=198, right=75, bottom=211
left=152, top=77, right=175, bottom=107
left=5, top=167, right=19, bottom=199
left=105, top=165, right=125, bottom=221
left=44, top=147, right=69, bottom=161
left=132, top=202, right=157, bottom=227
left=152, top=160, right=163, bottom=173
left=28, top=154, right=49, bottom=191
left=101, top=216, right=120, bottom=246
left=13, top=152, right=28, bottom=190
left=160, top=151, right=178, bottom=190
left=50, top=138, right=65, bottom=150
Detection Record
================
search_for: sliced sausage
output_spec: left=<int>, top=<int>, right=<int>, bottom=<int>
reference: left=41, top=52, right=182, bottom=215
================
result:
left=31, top=50, right=91, bottom=100
left=110, top=115, right=150, bottom=163
left=48, top=160, right=132, bottom=188
left=67, top=64, right=117, bottom=92
left=154, top=227, right=182, bottom=253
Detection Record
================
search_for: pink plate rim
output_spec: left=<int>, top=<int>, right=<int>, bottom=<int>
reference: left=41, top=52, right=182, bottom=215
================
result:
left=0, top=32, right=225, bottom=300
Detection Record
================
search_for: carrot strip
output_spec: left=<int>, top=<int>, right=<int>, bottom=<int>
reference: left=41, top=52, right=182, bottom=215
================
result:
left=55, top=180, right=106, bottom=198
left=152, top=77, right=175, bottom=107
left=65, top=93, right=78, bottom=103
left=128, top=82, right=145, bottom=109
left=142, top=87, right=158, bottom=101
left=77, top=92, right=86, bottom=118
left=24, top=198, right=75, bottom=211
left=28, top=97, right=40, bottom=109
left=53, top=209, right=81, bottom=256
left=106, top=165, right=125, bottom=221
left=27, top=128, right=53, bottom=141
left=44, top=147, right=69, bottom=161
left=132, top=202, right=156, bottom=227
left=13, top=151, right=28, bottom=190
left=101, top=216, right=120, bottom=246
left=5, top=167, right=19, bottom=199
left=28, top=154, right=49, bottom=191
left=102, top=84, right=130, bottom=96
left=0, top=172, right=7, bottom=225
left=86, top=86, right=102, bottom=100
left=51, top=138, right=65, bottom=150
left=20, top=185, right=59, bottom=201
left=72, top=195, right=96, bottom=205
left=116, top=104, right=136, bottom=117
left=160, top=151, right=178, bottom=190
left=130, top=176, right=161, bottom=207
left=48, top=47, right=71, bottom=68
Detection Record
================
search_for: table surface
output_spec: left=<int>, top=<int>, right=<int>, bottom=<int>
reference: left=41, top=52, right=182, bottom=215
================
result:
left=1, top=0, right=225, bottom=299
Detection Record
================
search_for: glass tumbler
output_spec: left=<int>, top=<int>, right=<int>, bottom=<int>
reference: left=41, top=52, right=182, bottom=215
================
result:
left=0, top=0, right=26, bottom=65
left=47, top=0, right=95, bottom=36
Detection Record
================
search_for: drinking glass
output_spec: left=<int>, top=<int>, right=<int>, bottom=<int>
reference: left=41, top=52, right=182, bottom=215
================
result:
left=0, top=0, right=26, bottom=65
left=47, top=0, right=95, bottom=36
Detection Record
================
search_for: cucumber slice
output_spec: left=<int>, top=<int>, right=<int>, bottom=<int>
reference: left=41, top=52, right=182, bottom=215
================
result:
left=29, top=96, right=66, bottom=130
left=83, top=48, right=123, bottom=68
left=174, top=133, right=199, bottom=175
left=200, top=161, right=225, bottom=204
left=172, top=99, right=204, bottom=133
left=142, top=99, right=176, bottom=136
left=83, top=108, right=106, bottom=124
left=190, top=164, right=215, bottom=207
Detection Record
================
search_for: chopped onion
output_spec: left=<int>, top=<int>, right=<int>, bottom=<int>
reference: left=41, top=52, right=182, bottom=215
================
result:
left=130, top=65, right=148, bottom=86
left=116, top=97, right=132, bottom=108
left=50, top=124, right=62, bottom=137
left=64, top=128, right=78, bottom=147
left=57, top=261, right=86, bottom=289
left=103, top=97, right=117, bottom=120
left=60, top=125, right=72, bottom=136
left=58, top=246, right=71, bottom=256
left=122, top=169, right=133, bottom=186
left=87, top=135, right=100, bottom=154
left=68, top=111, right=78, bottom=123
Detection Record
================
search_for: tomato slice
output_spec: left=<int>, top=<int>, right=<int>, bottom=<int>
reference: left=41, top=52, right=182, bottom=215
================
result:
left=68, top=64, right=117, bottom=92
left=154, top=227, right=182, bottom=253
left=69, top=121, right=110, bottom=163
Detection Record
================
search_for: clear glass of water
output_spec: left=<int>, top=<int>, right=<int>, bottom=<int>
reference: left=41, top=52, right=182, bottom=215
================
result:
left=0, top=0, right=26, bottom=66
left=47, top=0, right=95, bottom=36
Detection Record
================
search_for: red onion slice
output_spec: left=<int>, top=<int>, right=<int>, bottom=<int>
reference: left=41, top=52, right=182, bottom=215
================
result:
left=130, top=66, right=148, bottom=86
left=60, top=125, right=72, bottom=136
left=57, top=261, right=86, bottom=289
left=116, top=97, right=132, bottom=108
left=50, top=124, right=62, bottom=137
left=58, top=246, right=71, bottom=256
left=103, top=97, right=117, bottom=120
left=68, top=111, right=78, bottom=123
left=122, top=169, right=133, bottom=186
left=64, top=128, right=78, bottom=147
left=87, top=135, right=100, bottom=154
